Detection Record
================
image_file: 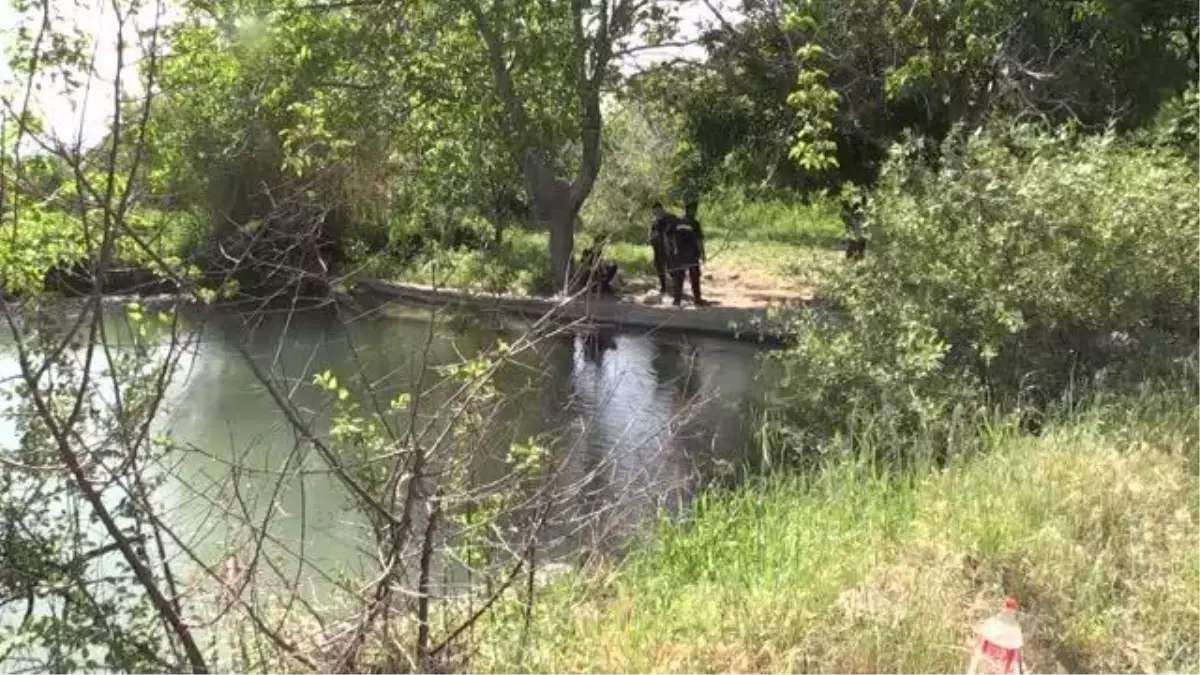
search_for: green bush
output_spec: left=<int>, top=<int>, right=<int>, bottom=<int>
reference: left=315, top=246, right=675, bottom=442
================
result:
left=764, top=125, right=1199, bottom=454
left=376, top=229, right=550, bottom=295
left=699, top=186, right=844, bottom=248
left=1141, top=83, right=1199, bottom=160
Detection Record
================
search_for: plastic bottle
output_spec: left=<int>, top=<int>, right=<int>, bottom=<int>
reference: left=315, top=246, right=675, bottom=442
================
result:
left=966, top=596, right=1025, bottom=674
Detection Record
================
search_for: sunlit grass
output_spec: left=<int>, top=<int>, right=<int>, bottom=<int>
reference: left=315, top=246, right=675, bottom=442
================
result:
left=473, top=386, right=1200, bottom=673
left=376, top=191, right=846, bottom=296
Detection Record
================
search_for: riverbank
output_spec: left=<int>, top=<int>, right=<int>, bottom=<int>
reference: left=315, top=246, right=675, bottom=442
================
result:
left=471, top=386, right=1199, bottom=673
left=352, top=279, right=803, bottom=343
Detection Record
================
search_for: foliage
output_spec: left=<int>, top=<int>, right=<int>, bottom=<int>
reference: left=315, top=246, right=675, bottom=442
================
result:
left=473, top=380, right=1199, bottom=673
left=785, top=40, right=840, bottom=172
left=362, top=230, right=548, bottom=296
left=578, top=101, right=680, bottom=242
left=637, top=0, right=1198, bottom=192
left=763, top=125, right=1199, bottom=451
left=146, top=0, right=691, bottom=286
left=0, top=169, right=203, bottom=296
left=1140, top=82, right=1200, bottom=159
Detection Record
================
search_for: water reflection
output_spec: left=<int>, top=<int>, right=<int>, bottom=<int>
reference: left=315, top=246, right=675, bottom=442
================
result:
left=556, top=326, right=761, bottom=556
left=0, top=304, right=765, bottom=595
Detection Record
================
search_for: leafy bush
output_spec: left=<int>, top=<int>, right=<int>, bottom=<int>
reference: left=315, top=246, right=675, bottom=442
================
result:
left=380, top=231, right=550, bottom=296
left=764, top=125, right=1199, bottom=454
left=580, top=103, right=680, bottom=242
left=1141, top=83, right=1199, bottom=161
left=0, top=194, right=198, bottom=296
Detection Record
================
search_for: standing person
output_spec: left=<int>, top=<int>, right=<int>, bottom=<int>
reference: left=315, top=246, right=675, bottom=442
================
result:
left=667, top=200, right=706, bottom=306
left=649, top=201, right=678, bottom=294
left=840, top=193, right=867, bottom=260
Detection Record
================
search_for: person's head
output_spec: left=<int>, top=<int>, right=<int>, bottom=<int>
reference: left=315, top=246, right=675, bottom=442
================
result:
left=684, top=200, right=699, bottom=217
left=651, top=201, right=665, bottom=217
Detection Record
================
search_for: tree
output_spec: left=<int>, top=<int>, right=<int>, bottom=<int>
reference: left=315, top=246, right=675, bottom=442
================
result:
left=451, top=0, right=687, bottom=288
left=633, top=0, right=1198, bottom=193
left=146, top=0, right=686, bottom=290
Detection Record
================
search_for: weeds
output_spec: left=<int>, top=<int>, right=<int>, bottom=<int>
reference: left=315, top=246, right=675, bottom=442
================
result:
left=472, top=386, right=1200, bottom=673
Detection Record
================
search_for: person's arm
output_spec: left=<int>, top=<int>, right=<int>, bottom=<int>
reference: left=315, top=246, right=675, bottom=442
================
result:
left=695, top=218, right=706, bottom=261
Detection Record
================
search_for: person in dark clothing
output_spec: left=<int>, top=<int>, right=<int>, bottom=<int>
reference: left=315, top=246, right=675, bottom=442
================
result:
left=577, top=238, right=619, bottom=295
left=840, top=196, right=868, bottom=260
left=666, top=201, right=706, bottom=306
left=649, top=202, right=679, bottom=294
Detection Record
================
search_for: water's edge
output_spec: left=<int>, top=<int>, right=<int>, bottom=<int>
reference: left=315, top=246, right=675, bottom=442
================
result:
left=352, top=279, right=795, bottom=345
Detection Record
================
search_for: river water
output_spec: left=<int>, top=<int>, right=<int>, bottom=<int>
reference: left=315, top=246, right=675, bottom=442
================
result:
left=0, top=300, right=768, bottom=606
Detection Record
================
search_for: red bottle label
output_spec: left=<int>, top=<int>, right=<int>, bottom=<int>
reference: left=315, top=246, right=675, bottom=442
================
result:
left=978, top=636, right=1020, bottom=673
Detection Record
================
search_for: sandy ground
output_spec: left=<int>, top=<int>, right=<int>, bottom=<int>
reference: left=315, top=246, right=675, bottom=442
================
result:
left=618, top=258, right=816, bottom=310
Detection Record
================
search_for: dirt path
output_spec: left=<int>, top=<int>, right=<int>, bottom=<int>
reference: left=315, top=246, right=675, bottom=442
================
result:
left=620, top=256, right=819, bottom=310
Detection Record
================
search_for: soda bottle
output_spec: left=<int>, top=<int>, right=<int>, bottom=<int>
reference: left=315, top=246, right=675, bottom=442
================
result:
left=967, top=596, right=1025, bottom=674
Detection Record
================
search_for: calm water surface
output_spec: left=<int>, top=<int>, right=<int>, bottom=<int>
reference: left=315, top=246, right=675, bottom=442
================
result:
left=0, top=301, right=768, bottom=604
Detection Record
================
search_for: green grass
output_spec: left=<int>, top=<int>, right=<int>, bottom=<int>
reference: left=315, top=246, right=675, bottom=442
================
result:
left=472, top=387, right=1200, bottom=673
left=384, top=230, right=553, bottom=295
left=371, top=191, right=846, bottom=297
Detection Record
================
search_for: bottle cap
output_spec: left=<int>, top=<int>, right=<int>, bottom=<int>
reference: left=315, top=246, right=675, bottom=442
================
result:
left=1003, top=595, right=1019, bottom=610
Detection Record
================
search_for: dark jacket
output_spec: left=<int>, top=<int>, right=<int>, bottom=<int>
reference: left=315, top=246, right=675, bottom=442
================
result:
left=651, top=212, right=681, bottom=246
left=667, top=215, right=704, bottom=268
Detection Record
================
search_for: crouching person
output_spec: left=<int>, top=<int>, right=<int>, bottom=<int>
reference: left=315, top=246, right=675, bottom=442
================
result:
left=574, top=238, right=619, bottom=296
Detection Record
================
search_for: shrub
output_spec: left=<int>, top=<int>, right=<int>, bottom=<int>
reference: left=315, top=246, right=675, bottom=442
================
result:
left=1141, top=83, right=1199, bottom=161
left=764, top=125, right=1199, bottom=454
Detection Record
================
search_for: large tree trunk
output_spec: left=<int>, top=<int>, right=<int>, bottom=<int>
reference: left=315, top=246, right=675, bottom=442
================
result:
left=468, top=0, right=611, bottom=293
left=527, top=166, right=578, bottom=292
left=547, top=210, right=576, bottom=293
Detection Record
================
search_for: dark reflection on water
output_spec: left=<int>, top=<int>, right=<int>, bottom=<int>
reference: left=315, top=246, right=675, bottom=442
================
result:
left=1, top=302, right=767, bottom=598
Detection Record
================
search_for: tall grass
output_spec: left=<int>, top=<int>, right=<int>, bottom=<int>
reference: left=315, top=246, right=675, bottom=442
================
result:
left=472, top=383, right=1199, bottom=673
left=368, top=189, right=846, bottom=295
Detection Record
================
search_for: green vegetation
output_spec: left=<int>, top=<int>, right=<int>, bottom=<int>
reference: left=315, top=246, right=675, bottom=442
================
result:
left=366, top=188, right=845, bottom=296
left=459, top=120, right=1200, bottom=672
left=475, top=382, right=1199, bottom=673
left=1, top=0, right=1196, bottom=672
left=763, top=125, right=1199, bottom=454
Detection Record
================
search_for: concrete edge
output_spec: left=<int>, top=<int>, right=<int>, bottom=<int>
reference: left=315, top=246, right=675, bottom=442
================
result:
left=353, top=279, right=793, bottom=344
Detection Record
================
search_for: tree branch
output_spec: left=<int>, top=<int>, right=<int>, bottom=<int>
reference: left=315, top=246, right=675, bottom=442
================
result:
left=462, top=0, right=531, bottom=158
left=570, top=0, right=611, bottom=206
left=613, top=38, right=699, bottom=58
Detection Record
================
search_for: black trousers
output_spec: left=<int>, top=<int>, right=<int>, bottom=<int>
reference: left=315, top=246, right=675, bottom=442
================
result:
left=845, top=236, right=867, bottom=260
left=652, top=239, right=669, bottom=291
left=670, top=265, right=702, bottom=304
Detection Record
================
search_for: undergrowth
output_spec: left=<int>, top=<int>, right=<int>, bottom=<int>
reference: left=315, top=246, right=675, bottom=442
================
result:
left=357, top=190, right=844, bottom=296
left=472, top=382, right=1199, bottom=673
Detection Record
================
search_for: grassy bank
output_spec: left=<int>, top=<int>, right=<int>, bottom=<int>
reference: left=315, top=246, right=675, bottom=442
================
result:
left=473, top=387, right=1199, bottom=673
left=374, top=191, right=846, bottom=297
